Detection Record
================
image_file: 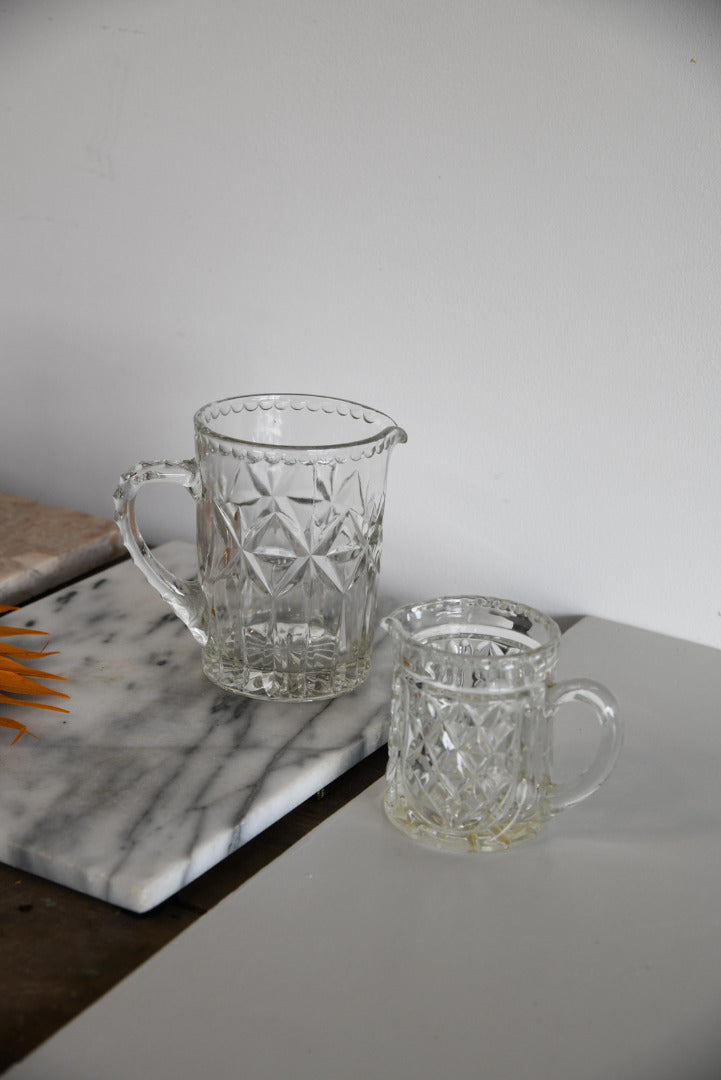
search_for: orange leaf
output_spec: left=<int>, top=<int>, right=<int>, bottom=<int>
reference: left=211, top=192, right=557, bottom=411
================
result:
left=0, top=642, right=60, bottom=659
left=1, top=608, right=68, bottom=745
left=0, top=671, right=70, bottom=698
left=0, top=693, right=69, bottom=714
left=0, top=716, right=40, bottom=744
left=0, top=655, right=67, bottom=680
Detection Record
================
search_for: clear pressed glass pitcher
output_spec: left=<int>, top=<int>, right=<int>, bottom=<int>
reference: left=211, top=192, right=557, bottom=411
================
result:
left=114, top=394, right=406, bottom=701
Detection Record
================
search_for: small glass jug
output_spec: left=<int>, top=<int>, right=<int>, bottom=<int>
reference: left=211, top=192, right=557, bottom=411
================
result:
left=114, top=394, right=406, bottom=700
left=383, top=596, right=623, bottom=852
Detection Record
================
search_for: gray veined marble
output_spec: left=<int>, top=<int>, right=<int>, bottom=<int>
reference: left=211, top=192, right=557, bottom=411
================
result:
left=0, top=542, right=396, bottom=912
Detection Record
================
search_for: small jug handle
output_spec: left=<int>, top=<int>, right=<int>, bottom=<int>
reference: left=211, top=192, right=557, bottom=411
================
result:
left=113, top=460, right=207, bottom=644
left=548, top=679, right=623, bottom=812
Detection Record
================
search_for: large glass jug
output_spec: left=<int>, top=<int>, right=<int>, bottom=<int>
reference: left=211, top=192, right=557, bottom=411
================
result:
left=114, top=393, right=406, bottom=701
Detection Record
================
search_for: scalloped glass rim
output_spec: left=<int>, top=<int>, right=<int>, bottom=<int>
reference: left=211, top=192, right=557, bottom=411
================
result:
left=194, top=393, right=406, bottom=453
left=382, top=596, right=562, bottom=677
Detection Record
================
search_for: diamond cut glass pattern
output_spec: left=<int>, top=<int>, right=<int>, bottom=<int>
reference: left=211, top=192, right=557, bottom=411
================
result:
left=382, top=596, right=623, bottom=852
left=390, top=670, right=550, bottom=848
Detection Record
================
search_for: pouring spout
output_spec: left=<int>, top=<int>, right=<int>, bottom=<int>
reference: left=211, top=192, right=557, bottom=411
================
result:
left=382, top=424, right=407, bottom=453
left=381, top=608, right=414, bottom=641
left=381, top=613, right=402, bottom=638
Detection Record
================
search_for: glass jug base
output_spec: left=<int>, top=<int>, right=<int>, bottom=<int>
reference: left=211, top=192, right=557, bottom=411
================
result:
left=384, top=791, right=548, bottom=853
left=202, top=651, right=372, bottom=701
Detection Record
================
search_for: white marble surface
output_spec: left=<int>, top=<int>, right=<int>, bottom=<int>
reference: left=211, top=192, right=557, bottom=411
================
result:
left=7, top=615, right=721, bottom=1080
left=0, top=542, right=395, bottom=912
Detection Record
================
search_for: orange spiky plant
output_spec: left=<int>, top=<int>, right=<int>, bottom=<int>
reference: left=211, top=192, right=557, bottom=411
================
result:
left=0, top=604, right=68, bottom=744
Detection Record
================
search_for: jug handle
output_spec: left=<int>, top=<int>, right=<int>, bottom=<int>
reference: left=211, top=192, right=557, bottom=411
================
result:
left=547, top=679, right=623, bottom=812
left=113, top=460, right=208, bottom=645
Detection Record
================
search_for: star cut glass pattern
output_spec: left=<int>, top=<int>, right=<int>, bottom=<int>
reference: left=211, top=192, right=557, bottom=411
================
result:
left=193, top=395, right=405, bottom=699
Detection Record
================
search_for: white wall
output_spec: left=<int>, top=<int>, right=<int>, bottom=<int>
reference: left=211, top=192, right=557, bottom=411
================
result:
left=2, top=0, right=720, bottom=647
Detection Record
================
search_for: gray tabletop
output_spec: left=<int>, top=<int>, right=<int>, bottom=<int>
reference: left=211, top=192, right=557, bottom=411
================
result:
left=8, top=615, right=721, bottom=1079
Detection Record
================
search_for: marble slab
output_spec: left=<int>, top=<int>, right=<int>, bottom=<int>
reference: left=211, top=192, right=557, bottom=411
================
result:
left=0, top=542, right=395, bottom=912
left=0, top=493, right=124, bottom=604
